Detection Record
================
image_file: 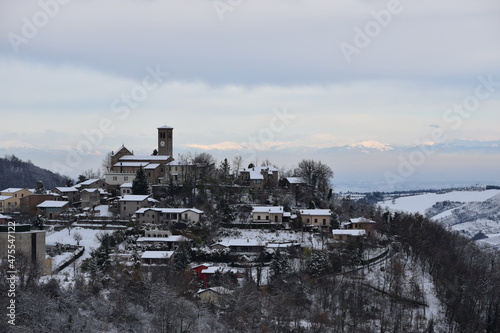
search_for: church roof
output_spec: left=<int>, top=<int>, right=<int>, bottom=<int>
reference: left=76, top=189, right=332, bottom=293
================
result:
left=158, top=125, right=173, bottom=129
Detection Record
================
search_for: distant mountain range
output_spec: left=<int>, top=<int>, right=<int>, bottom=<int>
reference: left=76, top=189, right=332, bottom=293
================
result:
left=0, top=155, right=71, bottom=190
left=1, top=139, right=499, bottom=190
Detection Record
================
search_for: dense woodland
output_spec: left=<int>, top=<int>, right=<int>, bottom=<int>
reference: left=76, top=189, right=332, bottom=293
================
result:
left=0, top=155, right=70, bottom=190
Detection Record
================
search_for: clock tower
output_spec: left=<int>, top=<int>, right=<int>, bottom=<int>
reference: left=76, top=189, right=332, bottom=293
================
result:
left=158, top=125, right=173, bottom=156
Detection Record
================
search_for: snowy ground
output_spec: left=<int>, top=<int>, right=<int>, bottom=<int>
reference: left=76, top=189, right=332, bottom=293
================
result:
left=46, top=227, right=112, bottom=274
left=95, top=205, right=114, bottom=217
left=380, top=189, right=500, bottom=215
left=216, top=229, right=327, bottom=250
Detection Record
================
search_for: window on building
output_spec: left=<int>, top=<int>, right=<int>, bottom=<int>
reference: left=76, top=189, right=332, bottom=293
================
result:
left=314, top=219, right=318, bottom=223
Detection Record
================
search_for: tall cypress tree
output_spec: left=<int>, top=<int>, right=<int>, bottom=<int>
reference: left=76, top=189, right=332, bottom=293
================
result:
left=132, top=166, right=149, bottom=195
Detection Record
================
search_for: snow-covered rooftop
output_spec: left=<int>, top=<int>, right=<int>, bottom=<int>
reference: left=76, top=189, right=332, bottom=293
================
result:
left=286, top=177, right=304, bottom=184
left=141, top=251, right=175, bottom=259
left=78, top=179, right=101, bottom=186
left=349, top=217, right=376, bottom=224
left=37, top=200, right=69, bottom=208
left=252, top=206, right=284, bottom=214
left=119, top=155, right=171, bottom=161
left=332, top=229, right=366, bottom=236
left=1, top=188, right=27, bottom=193
left=0, top=214, right=12, bottom=219
left=0, top=195, right=13, bottom=201
left=158, top=125, right=173, bottom=129
left=136, top=235, right=189, bottom=243
left=113, top=162, right=149, bottom=167
left=120, top=183, right=133, bottom=188
left=119, top=195, right=150, bottom=202
left=53, top=187, right=79, bottom=192
left=200, top=266, right=239, bottom=275
left=266, top=242, right=297, bottom=248
left=300, top=209, right=332, bottom=216
left=197, top=287, right=233, bottom=295
left=136, top=207, right=204, bottom=214
left=144, top=163, right=161, bottom=170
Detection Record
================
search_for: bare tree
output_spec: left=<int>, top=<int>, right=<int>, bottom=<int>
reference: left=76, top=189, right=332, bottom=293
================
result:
left=232, top=154, right=243, bottom=177
left=73, top=232, right=83, bottom=246
left=101, top=151, right=113, bottom=173
left=295, top=159, right=333, bottom=198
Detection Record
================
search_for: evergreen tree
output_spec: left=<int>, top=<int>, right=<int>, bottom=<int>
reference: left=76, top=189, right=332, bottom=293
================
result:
left=132, top=166, right=149, bottom=195
left=34, top=180, right=45, bottom=194
left=330, top=212, right=340, bottom=229
left=308, top=250, right=330, bottom=277
left=219, top=158, right=230, bottom=184
left=77, top=175, right=88, bottom=184
left=270, top=249, right=289, bottom=280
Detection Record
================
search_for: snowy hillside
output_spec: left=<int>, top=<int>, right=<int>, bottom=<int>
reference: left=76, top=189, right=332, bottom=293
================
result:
left=380, top=189, right=500, bottom=245
left=439, top=193, right=500, bottom=237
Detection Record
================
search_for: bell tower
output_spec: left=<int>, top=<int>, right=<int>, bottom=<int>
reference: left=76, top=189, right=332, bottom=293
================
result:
left=158, top=125, right=173, bottom=156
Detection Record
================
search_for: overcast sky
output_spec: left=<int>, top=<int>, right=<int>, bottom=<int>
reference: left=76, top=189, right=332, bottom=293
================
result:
left=1, top=0, right=499, bottom=184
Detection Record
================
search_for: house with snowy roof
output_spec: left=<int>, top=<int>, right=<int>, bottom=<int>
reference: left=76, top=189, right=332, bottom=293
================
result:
left=0, top=188, right=33, bottom=213
left=252, top=206, right=285, bottom=223
left=238, top=166, right=279, bottom=190
left=284, top=177, right=308, bottom=194
left=140, top=251, right=175, bottom=265
left=135, top=207, right=204, bottom=226
left=191, top=263, right=240, bottom=288
left=105, top=126, right=175, bottom=187
left=119, top=195, right=152, bottom=218
left=197, top=287, right=233, bottom=304
left=211, top=238, right=266, bottom=254
left=74, top=178, right=104, bottom=190
left=299, top=209, right=332, bottom=230
left=51, top=186, right=80, bottom=204
left=0, top=214, right=13, bottom=225
left=332, top=229, right=366, bottom=241
left=36, top=200, right=69, bottom=219
left=344, top=217, right=377, bottom=237
left=136, top=235, right=190, bottom=251
left=120, top=183, right=133, bottom=196
left=80, top=188, right=109, bottom=208
left=20, top=193, right=61, bottom=216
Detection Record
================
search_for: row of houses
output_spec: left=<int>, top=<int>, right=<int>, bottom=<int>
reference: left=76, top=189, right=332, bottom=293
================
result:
left=0, top=179, right=108, bottom=217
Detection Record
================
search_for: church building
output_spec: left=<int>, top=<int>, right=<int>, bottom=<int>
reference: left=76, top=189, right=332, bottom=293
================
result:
left=105, top=126, right=175, bottom=187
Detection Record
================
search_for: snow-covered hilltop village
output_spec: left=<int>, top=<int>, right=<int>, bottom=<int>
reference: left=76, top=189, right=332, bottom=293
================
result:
left=1, top=126, right=500, bottom=332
